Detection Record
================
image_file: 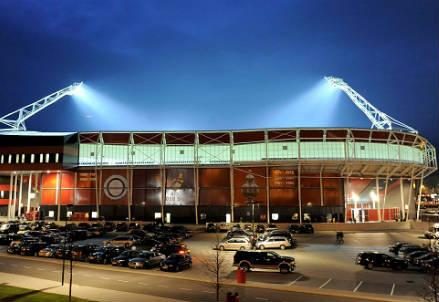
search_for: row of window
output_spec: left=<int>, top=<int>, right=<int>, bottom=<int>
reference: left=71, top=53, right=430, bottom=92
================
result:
left=0, top=153, right=60, bottom=165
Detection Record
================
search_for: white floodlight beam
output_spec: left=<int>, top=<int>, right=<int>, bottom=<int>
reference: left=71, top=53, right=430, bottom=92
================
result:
left=0, top=82, right=83, bottom=131
left=325, top=76, right=417, bottom=134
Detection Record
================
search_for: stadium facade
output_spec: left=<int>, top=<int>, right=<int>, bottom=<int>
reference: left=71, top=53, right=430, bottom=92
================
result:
left=0, top=128, right=436, bottom=223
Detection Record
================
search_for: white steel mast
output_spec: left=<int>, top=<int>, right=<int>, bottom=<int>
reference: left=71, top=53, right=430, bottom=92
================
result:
left=325, top=76, right=417, bottom=134
left=0, top=82, right=83, bottom=131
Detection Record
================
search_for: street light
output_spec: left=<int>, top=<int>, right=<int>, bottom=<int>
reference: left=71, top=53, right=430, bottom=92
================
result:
left=241, top=173, right=260, bottom=234
left=61, top=204, right=74, bottom=301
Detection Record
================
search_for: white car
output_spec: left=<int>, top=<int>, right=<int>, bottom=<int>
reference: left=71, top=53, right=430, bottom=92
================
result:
left=217, top=237, right=252, bottom=251
left=256, top=236, right=291, bottom=250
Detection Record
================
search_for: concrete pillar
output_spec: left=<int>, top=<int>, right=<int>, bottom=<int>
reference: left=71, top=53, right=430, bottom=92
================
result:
left=416, top=174, right=424, bottom=221
left=17, top=174, right=23, bottom=218
left=376, top=177, right=381, bottom=222
left=27, top=172, right=33, bottom=213
left=400, top=178, right=405, bottom=221
left=56, top=172, right=61, bottom=221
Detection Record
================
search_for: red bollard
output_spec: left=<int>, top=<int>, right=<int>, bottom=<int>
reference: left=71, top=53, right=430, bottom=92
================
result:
left=236, top=268, right=246, bottom=284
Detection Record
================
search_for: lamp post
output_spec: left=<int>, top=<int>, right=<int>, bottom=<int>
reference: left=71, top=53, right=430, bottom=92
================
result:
left=241, top=173, right=260, bottom=234
left=67, top=204, right=74, bottom=302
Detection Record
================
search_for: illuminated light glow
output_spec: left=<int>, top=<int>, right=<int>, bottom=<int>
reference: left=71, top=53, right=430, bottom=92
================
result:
left=352, top=192, right=360, bottom=202
left=369, top=190, right=378, bottom=201
left=266, top=78, right=342, bottom=128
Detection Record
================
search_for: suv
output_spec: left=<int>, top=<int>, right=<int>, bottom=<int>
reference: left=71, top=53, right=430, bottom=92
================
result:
left=233, top=250, right=295, bottom=274
left=357, top=252, right=408, bottom=270
left=255, top=236, right=291, bottom=250
left=288, top=224, right=314, bottom=234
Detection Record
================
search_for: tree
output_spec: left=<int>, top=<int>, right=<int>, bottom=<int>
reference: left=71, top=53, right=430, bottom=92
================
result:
left=199, top=230, right=228, bottom=302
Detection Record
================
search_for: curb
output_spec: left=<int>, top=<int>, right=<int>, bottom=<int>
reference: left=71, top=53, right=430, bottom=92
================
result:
left=0, top=253, right=419, bottom=302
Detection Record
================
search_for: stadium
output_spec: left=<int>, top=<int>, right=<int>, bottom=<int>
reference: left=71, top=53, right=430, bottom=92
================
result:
left=0, top=78, right=436, bottom=224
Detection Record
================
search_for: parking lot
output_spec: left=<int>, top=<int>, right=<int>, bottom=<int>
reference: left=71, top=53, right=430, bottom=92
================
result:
left=0, top=224, right=430, bottom=301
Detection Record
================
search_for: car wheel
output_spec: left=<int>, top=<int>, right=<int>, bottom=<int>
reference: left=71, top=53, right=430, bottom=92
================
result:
left=279, top=265, right=290, bottom=274
left=219, top=245, right=225, bottom=251
left=367, top=262, right=374, bottom=270
left=239, top=263, right=250, bottom=272
left=239, top=246, right=245, bottom=250
left=175, top=266, right=180, bottom=272
left=280, top=245, right=286, bottom=250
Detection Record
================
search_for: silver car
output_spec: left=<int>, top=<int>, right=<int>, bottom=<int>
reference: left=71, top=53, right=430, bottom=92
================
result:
left=256, top=236, right=291, bottom=250
left=217, top=237, right=252, bottom=251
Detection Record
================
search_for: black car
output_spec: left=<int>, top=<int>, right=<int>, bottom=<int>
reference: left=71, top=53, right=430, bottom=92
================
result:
left=255, top=224, right=266, bottom=234
left=160, top=253, right=192, bottom=272
left=20, top=241, right=47, bottom=256
left=288, top=224, right=314, bottom=234
left=405, top=250, right=431, bottom=263
left=54, top=245, right=72, bottom=259
left=233, top=250, right=295, bottom=274
left=152, top=243, right=189, bottom=256
left=111, top=250, right=141, bottom=267
left=104, top=222, right=116, bottom=232
left=357, top=252, right=408, bottom=270
left=128, top=251, right=166, bottom=269
left=139, top=238, right=161, bottom=250
left=0, top=233, right=22, bottom=245
left=389, top=242, right=409, bottom=254
left=226, top=230, right=252, bottom=239
left=88, top=246, right=125, bottom=264
left=398, top=245, right=427, bottom=258
left=413, top=253, right=437, bottom=267
left=71, top=244, right=99, bottom=261
left=116, top=223, right=128, bottom=232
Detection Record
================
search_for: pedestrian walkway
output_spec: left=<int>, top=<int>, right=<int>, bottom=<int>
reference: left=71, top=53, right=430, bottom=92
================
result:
left=0, top=272, right=188, bottom=302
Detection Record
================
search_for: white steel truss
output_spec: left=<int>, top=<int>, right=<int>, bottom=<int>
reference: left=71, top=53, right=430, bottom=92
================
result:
left=0, top=82, right=83, bottom=131
left=325, top=76, right=417, bottom=134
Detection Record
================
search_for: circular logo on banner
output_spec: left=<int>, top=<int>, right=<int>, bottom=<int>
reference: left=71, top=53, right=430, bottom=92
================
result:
left=104, top=175, right=128, bottom=200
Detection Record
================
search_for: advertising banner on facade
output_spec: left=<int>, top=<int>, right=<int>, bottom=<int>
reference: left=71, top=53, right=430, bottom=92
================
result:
left=165, top=168, right=194, bottom=205
left=41, top=172, right=74, bottom=205
left=233, top=167, right=266, bottom=206
left=100, top=169, right=129, bottom=205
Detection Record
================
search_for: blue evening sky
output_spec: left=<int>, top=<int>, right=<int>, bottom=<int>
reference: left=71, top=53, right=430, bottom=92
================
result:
left=0, top=0, right=437, bottom=146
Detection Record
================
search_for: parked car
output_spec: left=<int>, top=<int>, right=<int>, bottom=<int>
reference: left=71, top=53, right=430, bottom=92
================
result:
left=71, top=244, right=99, bottom=261
left=0, top=233, right=22, bottom=245
left=151, top=243, right=189, bottom=256
left=233, top=250, right=295, bottom=274
left=405, top=250, right=431, bottom=263
left=87, top=246, right=125, bottom=264
left=54, top=245, right=72, bottom=259
left=128, top=251, right=166, bottom=269
left=356, top=251, right=381, bottom=265
left=288, top=224, right=314, bottom=234
left=160, top=253, right=192, bottom=272
left=389, top=242, right=410, bottom=254
left=111, top=250, right=141, bottom=267
left=88, top=227, right=104, bottom=238
left=217, top=238, right=252, bottom=251
left=38, top=244, right=61, bottom=257
left=413, top=253, right=437, bottom=267
left=20, top=241, right=48, bottom=256
left=256, top=236, right=292, bottom=250
left=104, top=222, right=116, bottom=232
left=357, top=252, right=408, bottom=270
left=255, top=224, right=266, bottom=234
left=104, top=236, right=140, bottom=248
left=424, top=223, right=439, bottom=239
left=261, top=230, right=297, bottom=248
left=170, top=225, right=192, bottom=238
left=0, top=223, right=19, bottom=234
left=139, top=238, right=161, bottom=250
left=398, top=245, right=427, bottom=258
left=78, top=223, right=91, bottom=230
left=226, top=229, right=252, bottom=239
left=116, top=223, right=128, bottom=232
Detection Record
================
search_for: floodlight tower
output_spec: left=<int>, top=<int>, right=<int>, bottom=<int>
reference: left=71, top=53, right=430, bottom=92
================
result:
left=325, top=76, right=417, bottom=134
left=0, top=82, right=83, bottom=131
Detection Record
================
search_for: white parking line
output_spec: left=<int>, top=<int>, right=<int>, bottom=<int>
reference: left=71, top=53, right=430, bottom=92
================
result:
left=353, top=281, right=363, bottom=292
left=37, top=268, right=45, bottom=271
left=289, top=275, right=303, bottom=285
left=51, top=270, right=61, bottom=273
left=117, top=280, right=129, bottom=283
left=255, top=298, right=268, bottom=301
left=179, top=288, right=192, bottom=291
left=23, top=266, right=31, bottom=269
left=319, top=278, right=332, bottom=289
left=390, top=283, right=395, bottom=296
